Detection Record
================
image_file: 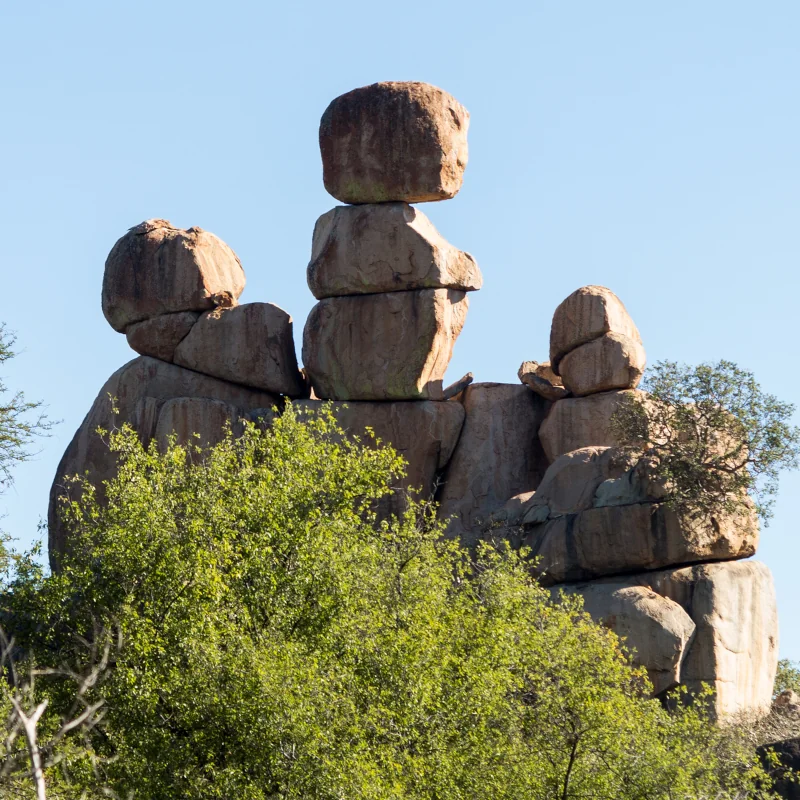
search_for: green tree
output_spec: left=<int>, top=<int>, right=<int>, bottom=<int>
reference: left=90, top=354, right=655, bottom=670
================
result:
left=612, top=359, right=800, bottom=523
left=3, top=405, right=774, bottom=799
left=775, top=660, right=800, bottom=697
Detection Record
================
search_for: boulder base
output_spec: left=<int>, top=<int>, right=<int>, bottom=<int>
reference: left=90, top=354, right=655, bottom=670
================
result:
left=302, top=289, right=468, bottom=401
left=320, top=81, right=469, bottom=204
left=307, top=203, right=481, bottom=298
left=102, top=219, right=245, bottom=332
left=174, top=303, right=305, bottom=397
left=48, top=357, right=278, bottom=564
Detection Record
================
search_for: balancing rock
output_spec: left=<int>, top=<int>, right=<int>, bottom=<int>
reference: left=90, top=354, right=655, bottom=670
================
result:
left=102, top=219, right=245, bottom=332
left=320, top=81, right=469, bottom=204
left=302, top=289, right=468, bottom=401
left=550, top=285, right=642, bottom=371
left=307, top=203, right=482, bottom=298
left=173, top=303, right=305, bottom=397
left=558, top=331, right=646, bottom=396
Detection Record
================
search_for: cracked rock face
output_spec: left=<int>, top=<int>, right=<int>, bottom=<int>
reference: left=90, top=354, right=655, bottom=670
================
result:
left=48, top=357, right=278, bottom=565
left=558, top=331, right=646, bottom=396
left=125, top=311, right=200, bottom=362
left=550, top=285, right=642, bottom=372
left=302, top=288, right=469, bottom=401
left=102, top=219, right=246, bottom=333
left=173, top=303, right=306, bottom=397
left=320, top=81, right=469, bottom=204
left=436, top=383, right=551, bottom=547
left=307, top=203, right=482, bottom=298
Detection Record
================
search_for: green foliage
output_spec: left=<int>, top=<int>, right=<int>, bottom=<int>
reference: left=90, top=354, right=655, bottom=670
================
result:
left=0, top=325, right=52, bottom=494
left=775, top=659, right=800, bottom=697
left=612, top=359, right=800, bottom=523
left=3, top=406, right=776, bottom=798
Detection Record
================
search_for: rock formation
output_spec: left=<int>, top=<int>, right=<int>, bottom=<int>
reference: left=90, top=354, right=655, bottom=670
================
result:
left=49, top=81, right=779, bottom=722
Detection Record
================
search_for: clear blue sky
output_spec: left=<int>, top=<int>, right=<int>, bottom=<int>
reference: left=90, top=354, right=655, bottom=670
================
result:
left=2, top=2, right=799, bottom=654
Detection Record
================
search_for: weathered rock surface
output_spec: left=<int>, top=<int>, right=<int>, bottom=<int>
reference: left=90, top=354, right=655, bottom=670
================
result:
left=154, top=397, right=242, bottom=452
left=525, top=501, right=759, bottom=585
left=538, top=389, right=644, bottom=462
left=641, top=561, right=778, bottom=717
left=320, top=81, right=469, bottom=204
left=518, top=360, right=569, bottom=401
left=295, top=399, right=465, bottom=516
left=48, top=357, right=278, bottom=564
left=302, top=289, right=468, bottom=401
left=550, top=285, right=641, bottom=371
left=125, top=311, right=199, bottom=362
left=102, top=219, right=246, bottom=332
left=307, top=203, right=482, bottom=299
left=558, top=332, right=646, bottom=396
left=436, top=384, right=551, bottom=546
left=496, top=446, right=639, bottom=526
left=565, top=581, right=696, bottom=695
left=173, top=303, right=305, bottom=397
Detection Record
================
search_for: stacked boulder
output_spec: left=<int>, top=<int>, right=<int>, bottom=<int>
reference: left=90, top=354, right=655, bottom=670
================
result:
left=497, top=285, right=777, bottom=717
left=299, top=82, right=481, bottom=512
left=49, top=219, right=304, bottom=560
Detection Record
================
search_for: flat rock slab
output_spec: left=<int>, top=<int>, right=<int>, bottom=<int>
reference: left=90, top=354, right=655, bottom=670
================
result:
left=524, top=501, right=759, bottom=585
left=307, top=203, right=482, bottom=298
left=302, top=289, right=468, bottom=401
left=518, top=360, right=569, bottom=401
left=102, top=219, right=245, bottom=332
left=294, top=399, right=465, bottom=517
left=125, top=311, right=200, bottom=362
left=550, top=285, right=641, bottom=371
left=562, top=581, right=696, bottom=696
left=538, top=390, right=644, bottom=462
left=320, top=81, right=469, bottom=204
left=558, top=332, right=646, bottom=397
left=174, top=302, right=305, bottom=397
left=436, top=383, right=551, bottom=546
left=48, top=356, right=278, bottom=565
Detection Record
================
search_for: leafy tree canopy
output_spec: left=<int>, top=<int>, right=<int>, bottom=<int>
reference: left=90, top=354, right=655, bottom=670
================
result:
left=1, top=406, right=774, bottom=799
left=612, top=359, right=800, bottom=523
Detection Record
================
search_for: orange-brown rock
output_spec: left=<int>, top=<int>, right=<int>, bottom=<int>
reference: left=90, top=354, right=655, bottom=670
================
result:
left=550, top=285, right=641, bottom=371
left=517, top=360, right=569, bottom=401
left=307, top=203, right=481, bottom=298
left=302, top=289, right=468, bottom=401
left=538, top=389, right=645, bottom=462
left=125, top=311, right=199, bottom=362
left=48, top=357, right=278, bottom=565
left=102, top=219, right=245, bottom=332
left=319, top=82, right=469, bottom=204
left=524, top=501, right=759, bottom=585
left=558, top=332, right=646, bottom=396
left=436, top=383, right=551, bottom=546
left=173, top=303, right=305, bottom=397
left=294, top=399, right=465, bottom=517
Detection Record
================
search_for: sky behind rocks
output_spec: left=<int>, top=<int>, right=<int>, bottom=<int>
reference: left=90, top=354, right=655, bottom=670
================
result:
left=2, top=2, right=799, bottom=654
